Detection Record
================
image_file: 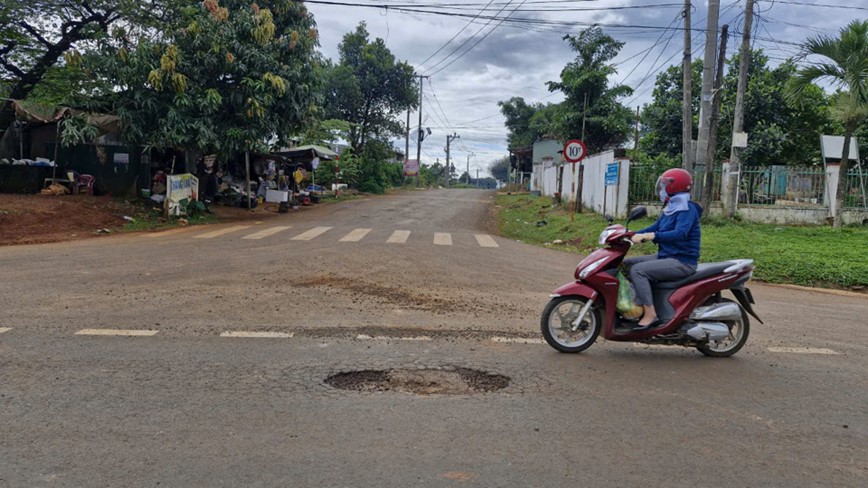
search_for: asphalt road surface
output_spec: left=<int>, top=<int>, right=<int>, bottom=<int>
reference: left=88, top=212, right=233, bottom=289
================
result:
left=1, top=189, right=866, bottom=487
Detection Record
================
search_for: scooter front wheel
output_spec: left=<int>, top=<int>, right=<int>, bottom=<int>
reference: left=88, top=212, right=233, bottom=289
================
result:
left=540, top=296, right=601, bottom=353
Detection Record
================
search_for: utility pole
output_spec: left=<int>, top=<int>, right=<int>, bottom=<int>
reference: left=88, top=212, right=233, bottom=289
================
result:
left=466, top=152, right=475, bottom=185
left=446, top=133, right=459, bottom=187
left=405, top=108, right=410, bottom=166
left=476, top=168, right=479, bottom=188
left=634, top=106, right=640, bottom=150
left=724, top=0, right=755, bottom=217
left=701, top=24, right=729, bottom=211
left=694, top=0, right=720, bottom=181
left=682, top=0, right=693, bottom=171
left=414, top=75, right=429, bottom=169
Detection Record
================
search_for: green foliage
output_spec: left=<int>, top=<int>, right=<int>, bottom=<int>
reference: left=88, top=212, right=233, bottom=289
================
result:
left=639, top=60, right=701, bottom=157
left=179, top=198, right=208, bottom=217
left=489, top=156, right=510, bottom=183
left=59, top=115, right=99, bottom=147
left=79, top=0, right=321, bottom=155
left=496, top=194, right=868, bottom=289
left=323, top=22, right=417, bottom=152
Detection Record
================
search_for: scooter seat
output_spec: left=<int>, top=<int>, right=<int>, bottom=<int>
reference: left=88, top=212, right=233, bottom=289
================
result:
left=655, top=261, right=735, bottom=289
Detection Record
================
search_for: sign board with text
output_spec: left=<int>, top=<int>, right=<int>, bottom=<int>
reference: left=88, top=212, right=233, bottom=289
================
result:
left=403, top=159, right=420, bottom=177
left=166, top=173, right=199, bottom=216
left=605, top=163, right=619, bottom=186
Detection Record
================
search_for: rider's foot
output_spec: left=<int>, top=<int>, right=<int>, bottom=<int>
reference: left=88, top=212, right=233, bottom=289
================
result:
left=632, top=318, right=665, bottom=330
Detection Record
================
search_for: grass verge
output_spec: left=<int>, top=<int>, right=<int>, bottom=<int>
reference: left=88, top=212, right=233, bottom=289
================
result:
left=495, top=193, right=868, bottom=290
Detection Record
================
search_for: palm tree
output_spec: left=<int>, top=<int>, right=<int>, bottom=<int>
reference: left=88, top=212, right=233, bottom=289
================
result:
left=789, top=20, right=868, bottom=227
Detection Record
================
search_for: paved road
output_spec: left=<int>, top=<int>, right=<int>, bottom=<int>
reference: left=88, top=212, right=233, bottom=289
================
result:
left=1, top=189, right=866, bottom=486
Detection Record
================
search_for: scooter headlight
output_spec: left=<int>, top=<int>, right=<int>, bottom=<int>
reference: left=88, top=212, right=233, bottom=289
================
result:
left=578, top=257, right=608, bottom=279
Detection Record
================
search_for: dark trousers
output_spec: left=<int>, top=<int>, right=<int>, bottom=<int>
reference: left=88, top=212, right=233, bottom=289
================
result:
left=623, top=255, right=696, bottom=306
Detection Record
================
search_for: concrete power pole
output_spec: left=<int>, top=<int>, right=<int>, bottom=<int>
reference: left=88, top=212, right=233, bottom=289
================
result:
left=701, top=24, right=729, bottom=211
left=414, top=75, right=429, bottom=169
left=446, top=133, right=459, bottom=187
left=466, top=152, right=475, bottom=185
left=694, top=0, right=720, bottom=180
left=682, top=0, right=693, bottom=171
left=723, top=0, right=755, bottom=217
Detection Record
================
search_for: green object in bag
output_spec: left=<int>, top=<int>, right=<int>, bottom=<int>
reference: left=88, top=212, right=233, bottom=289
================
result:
left=616, top=271, right=644, bottom=319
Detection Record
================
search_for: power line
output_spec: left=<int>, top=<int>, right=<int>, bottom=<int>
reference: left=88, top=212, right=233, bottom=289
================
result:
left=416, top=0, right=497, bottom=69
left=773, top=1, right=868, bottom=11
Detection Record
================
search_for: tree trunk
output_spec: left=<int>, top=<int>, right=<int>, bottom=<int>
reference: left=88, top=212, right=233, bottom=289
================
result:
left=833, top=132, right=852, bottom=228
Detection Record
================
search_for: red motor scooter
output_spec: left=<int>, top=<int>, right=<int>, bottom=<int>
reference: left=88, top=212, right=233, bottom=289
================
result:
left=541, top=206, right=762, bottom=357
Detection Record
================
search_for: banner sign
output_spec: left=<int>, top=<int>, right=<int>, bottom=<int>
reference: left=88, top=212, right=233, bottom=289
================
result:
left=404, top=159, right=420, bottom=177
left=605, top=163, right=619, bottom=186
left=166, top=173, right=199, bottom=216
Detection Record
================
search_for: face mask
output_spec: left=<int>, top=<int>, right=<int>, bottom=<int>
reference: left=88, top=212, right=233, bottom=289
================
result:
left=659, top=188, right=668, bottom=203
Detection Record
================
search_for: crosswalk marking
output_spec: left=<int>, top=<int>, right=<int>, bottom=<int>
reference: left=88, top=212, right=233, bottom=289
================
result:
left=433, top=232, right=452, bottom=246
left=242, top=226, right=292, bottom=240
left=291, top=226, right=332, bottom=241
left=144, top=227, right=195, bottom=238
left=193, top=225, right=251, bottom=239
left=475, top=234, right=499, bottom=248
left=74, top=329, right=159, bottom=337
left=356, top=334, right=432, bottom=341
left=387, top=230, right=411, bottom=244
left=0, top=327, right=12, bottom=334
left=768, top=347, right=839, bottom=355
left=339, top=228, right=372, bottom=242
left=491, top=336, right=545, bottom=344
left=220, top=331, right=294, bottom=338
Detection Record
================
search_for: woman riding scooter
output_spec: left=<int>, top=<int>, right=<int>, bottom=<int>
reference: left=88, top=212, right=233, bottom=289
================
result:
left=624, top=168, right=702, bottom=330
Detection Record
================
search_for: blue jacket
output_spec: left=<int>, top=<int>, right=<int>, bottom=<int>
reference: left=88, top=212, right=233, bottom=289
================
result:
left=638, top=201, right=703, bottom=266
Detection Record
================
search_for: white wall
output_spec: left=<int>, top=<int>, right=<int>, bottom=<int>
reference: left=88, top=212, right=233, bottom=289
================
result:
left=543, top=151, right=631, bottom=218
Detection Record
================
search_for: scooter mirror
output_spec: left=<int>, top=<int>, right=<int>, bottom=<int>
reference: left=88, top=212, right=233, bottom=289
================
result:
left=604, top=214, right=614, bottom=224
left=627, top=206, right=647, bottom=223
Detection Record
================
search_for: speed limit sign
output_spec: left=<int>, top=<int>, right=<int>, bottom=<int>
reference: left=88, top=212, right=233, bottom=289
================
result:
left=564, top=139, right=587, bottom=163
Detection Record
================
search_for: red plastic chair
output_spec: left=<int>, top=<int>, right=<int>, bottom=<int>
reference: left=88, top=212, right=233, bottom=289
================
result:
left=73, top=174, right=95, bottom=195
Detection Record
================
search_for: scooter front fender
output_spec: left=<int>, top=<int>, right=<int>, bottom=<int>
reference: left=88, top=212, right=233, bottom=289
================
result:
left=551, top=281, right=599, bottom=300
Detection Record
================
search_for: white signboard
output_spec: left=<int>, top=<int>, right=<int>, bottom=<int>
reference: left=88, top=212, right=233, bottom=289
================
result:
left=166, top=173, right=199, bottom=216
left=820, top=135, right=859, bottom=161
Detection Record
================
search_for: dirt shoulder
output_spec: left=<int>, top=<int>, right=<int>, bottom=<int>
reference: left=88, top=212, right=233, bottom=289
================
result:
left=0, top=194, right=282, bottom=247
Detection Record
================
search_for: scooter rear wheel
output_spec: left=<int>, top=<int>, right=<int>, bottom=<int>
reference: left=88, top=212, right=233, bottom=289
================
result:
left=695, top=299, right=750, bottom=357
left=540, top=296, right=601, bottom=353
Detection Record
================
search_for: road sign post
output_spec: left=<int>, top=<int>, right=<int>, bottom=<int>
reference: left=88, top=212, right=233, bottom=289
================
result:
left=564, top=140, right=588, bottom=219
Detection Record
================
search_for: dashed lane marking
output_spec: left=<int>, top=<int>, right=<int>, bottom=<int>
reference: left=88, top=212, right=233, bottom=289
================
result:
left=433, top=232, right=453, bottom=246
left=475, top=234, right=499, bottom=248
left=242, top=226, right=292, bottom=240
left=0, top=327, right=12, bottom=334
left=356, top=334, right=432, bottom=341
left=339, top=228, right=372, bottom=242
left=291, top=226, right=332, bottom=241
left=193, top=226, right=252, bottom=239
left=386, top=230, right=411, bottom=244
left=219, top=331, right=294, bottom=338
left=491, top=336, right=546, bottom=344
left=74, top=329, right=159, bottom=337
left=768, top=347, right=840, bottom=355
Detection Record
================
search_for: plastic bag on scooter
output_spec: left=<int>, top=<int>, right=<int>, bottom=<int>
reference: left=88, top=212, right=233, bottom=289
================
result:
left=616, top=271, right=644, bottom=320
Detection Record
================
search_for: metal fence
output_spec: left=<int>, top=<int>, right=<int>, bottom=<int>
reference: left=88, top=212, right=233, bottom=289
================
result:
left=843, top=166, right=868, bottom=209
left=739, top=165, right=825, bottom=206
left=628, top=164, right=721, bottom=204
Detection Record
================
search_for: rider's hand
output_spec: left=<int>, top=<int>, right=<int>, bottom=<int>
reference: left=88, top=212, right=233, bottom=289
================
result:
left=631, top=233, right=655, bottom=244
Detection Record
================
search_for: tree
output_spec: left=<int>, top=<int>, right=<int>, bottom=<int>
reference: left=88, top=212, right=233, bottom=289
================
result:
left=790, top=20, right=868, bottom=226
left=489, top=156, right=510, bottom=183
left=639, top=60, right=701, bottom=159
left=323, top=23, right=417, bottom=152
left=79, top=0, right=321, bottom=164
left=546, top=28, right=634, bottom=153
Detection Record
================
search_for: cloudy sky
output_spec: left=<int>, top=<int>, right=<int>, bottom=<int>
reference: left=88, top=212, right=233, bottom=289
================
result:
left=305, top=1, right=864, bottom=177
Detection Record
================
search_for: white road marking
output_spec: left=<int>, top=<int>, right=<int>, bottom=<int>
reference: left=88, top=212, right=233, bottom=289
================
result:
left=291, top=226, right=332, bottom=241
left=0, top=327, right=12, bottom=334
left=433, top=232, right=453, bottom=246
left=387, top=230, right=411, bottom=244
left=356, top=334, right=432, bottom=341
left=768, top=347, right=840, bottom=355
left=491, top=336, right=546, bottom=344
left=242, top=226, right=292, bottom=240
left=193, top=226, right=252, bottom=239
left=339, top=228, right=372, bottom=242
left=475, top=234, right=499, bottom=248
left=144, top=227, right=195, bottom=238
left=74, top=329, right=158, bottom=337
left=219, top=331, right=294, bottom=338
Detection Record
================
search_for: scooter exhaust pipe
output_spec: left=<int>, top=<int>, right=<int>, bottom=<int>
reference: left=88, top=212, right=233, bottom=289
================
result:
left=686, top=322, right=731, bottom=342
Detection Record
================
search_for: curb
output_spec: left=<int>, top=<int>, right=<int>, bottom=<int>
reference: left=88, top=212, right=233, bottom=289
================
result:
left=760, top=283, right=867, bottom=299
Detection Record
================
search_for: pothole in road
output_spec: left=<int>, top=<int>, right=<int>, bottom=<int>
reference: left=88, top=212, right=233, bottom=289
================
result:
left=325, top=367, right=510, bottom=395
